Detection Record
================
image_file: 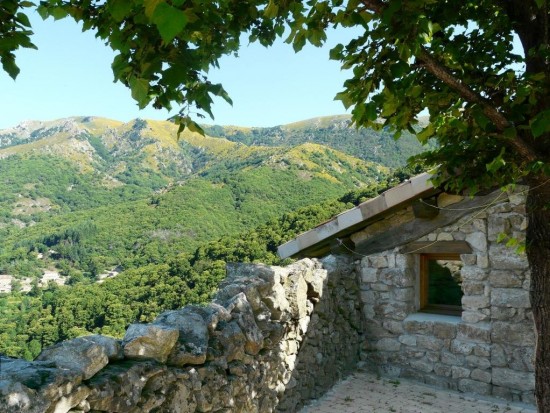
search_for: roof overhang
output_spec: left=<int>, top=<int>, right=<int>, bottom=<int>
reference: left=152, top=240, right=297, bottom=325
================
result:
left=278, top=173, right=439, bottom=259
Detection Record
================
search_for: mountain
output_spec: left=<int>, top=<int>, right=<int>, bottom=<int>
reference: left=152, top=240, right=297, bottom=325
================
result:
left=202, top=114, right=432, bottom=168
left=0, top=116, right=389, bottom=280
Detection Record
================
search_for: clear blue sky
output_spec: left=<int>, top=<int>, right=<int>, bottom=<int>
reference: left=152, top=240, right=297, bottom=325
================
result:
left=0, top=13, right=357, bottom=130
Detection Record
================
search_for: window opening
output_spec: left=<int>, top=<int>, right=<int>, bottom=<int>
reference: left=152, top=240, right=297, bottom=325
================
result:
left=420, top=253, right=463, bottom=316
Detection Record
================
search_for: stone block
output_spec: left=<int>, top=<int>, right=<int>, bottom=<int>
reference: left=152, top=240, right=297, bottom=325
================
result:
left=472, top=343, right=491, bottom=357
left=450, top=340, right=475, bottom=355
left=371, top=283, right=391, bottom=292
left=460, top=254, right=477, bottom=265
left=488, top=215, right=511, bottom=241
left=416, top=336, right=444, bottom=351
left=37, top=336, right=110, bottom=380
left=123, top=323, right=179, bottom=364
left=361, top=267, right=379, bottom=283
left=492, top=368, right=535, bottom=391
left=477, top=255, right=489, bottom=268
left=432, top=323, right=456, bottom=339
left=368, top=255, right=388, bottom=268
left=434, top=363, right=452, bottom=377
left=489, top=270, right=523, bottom=288
left=398, top=334, right=417, bottom=346
left=461, top=282, right=485, bottom=296
left=451, top=366, right=470, bottom=379
left=492, top=385, right=514, bottom=401
left=392, top=287, right=415, bottom=302
left=375, top=338, right=401, bottom=352
left=462, top=295, right=490, bottom=310
left=491, top=288, right=530, bottom=308
left=409, top=358, right=434, bottom=373
left=441, top=350, right=464, bottom=366
left=491, top=344, right=508, bottom=367
left=155, top=307, right=210, bottom=365
left=383, top=320, right=404, bottom=335
left=489, top=245, right=529, bottom=270
left=437, top=232, right=454, bottom=241
left=457, top=323, right=490, bottom=343
left=491, top=321, right=535, bottom=346
left=466, top=232, right=487, bottom=252
left=465, top=355, right=491, bottom=370
left=461, top=311, right=488, bottom=323
left=404, top=320, right=433, bottom=335
left=379, top=268, right=413, bottom=287
left=461, top=266, right=488, bottom=281
left=470, top=368, right=491, bottom=383
left=458, top=379, right=491, bottom=395
left=491, top=306, right=517, bottom=321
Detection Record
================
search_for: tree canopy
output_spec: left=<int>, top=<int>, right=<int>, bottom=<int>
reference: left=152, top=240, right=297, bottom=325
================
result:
left=2, top=0, right=550, bottom=409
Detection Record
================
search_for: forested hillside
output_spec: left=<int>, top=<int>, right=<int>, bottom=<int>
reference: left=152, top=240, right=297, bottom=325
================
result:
left=0, top=116, right=388, bottom=281
left=203, top=115, right=432, bottom=168
left=0, top=115, right=424, bottom=360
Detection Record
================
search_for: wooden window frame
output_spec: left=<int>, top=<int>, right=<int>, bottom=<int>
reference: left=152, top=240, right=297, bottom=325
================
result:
left=419, top=253, right=463, bottom=316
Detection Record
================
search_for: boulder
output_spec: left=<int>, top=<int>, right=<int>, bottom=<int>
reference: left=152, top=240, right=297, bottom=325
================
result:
left=123, top=324, right=179, bottom=363
left=155, top=308, right=209, bottom=366
left=37, top=336, right=110, bottom=380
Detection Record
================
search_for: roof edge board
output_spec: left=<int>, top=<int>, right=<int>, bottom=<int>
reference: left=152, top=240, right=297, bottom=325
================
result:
left=278, top=173, right=435, bottom=259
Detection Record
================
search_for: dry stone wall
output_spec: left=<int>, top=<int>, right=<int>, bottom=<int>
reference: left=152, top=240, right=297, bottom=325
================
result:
left=358, top=189, right=536, bottom=404
left=0, top=256, right=363, bottom=413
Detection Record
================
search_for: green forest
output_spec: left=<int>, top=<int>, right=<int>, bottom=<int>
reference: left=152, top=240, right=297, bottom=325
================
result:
left=0, top=116, right=425, bottom=360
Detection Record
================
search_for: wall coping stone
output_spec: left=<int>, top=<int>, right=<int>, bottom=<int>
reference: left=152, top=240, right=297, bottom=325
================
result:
left=405, top=313, right=461, bottom=325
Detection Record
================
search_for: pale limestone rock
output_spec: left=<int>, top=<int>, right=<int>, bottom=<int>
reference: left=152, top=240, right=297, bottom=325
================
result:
left=155, top=308, right=209, bottom=366
left=37, top=336, right=109, bottom=380
left=491, top=288, right=530, bottom=308
left=492, top=368, right=535, bottom=391
left=123, top=323, right=179, bottom=363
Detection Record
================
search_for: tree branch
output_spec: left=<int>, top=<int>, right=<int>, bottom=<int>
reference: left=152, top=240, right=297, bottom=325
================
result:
left=359, top=0, right=539, bottom=163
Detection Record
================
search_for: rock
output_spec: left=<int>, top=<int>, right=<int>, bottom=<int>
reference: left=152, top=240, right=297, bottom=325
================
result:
left=82, top=335, right=123, bottom=361
left=155, top=308, right=209, bottom=366
left=226, top=293, right=264, bottom=355
left=47, top=385, right=90, bottom=413
left=123, top=323, right=179, bottom=363
left=491, top=288, right=530, bottom=308
left=87, top=362, right=166, bottom=412
left=37, top=336, right=110, bottom=380
left=492, top=368, right=535, bottom=391
left=283, top=270, right=309, bottom=320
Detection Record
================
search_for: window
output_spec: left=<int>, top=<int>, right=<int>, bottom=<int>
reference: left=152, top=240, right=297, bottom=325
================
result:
left=419, top=253, right=463, bottom=316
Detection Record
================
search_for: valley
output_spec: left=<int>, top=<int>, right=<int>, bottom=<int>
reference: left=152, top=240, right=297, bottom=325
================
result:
left=0, top=115, right=427, bottom=359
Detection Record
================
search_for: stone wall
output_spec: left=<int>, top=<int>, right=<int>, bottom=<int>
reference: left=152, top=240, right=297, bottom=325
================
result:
left=358, top=189, right=536, bottom=404
left=0, top=256, right=364, bottom=413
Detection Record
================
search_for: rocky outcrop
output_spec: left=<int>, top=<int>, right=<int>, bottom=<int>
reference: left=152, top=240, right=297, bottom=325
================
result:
left=0, top=256, right=363, bottom=413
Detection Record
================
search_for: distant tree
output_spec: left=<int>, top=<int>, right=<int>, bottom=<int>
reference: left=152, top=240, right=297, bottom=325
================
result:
left=2, top=0, right=550, bottom=409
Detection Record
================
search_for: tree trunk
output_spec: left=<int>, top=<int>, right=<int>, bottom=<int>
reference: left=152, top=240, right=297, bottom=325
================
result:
left=526, top=177, right=550, bottom=412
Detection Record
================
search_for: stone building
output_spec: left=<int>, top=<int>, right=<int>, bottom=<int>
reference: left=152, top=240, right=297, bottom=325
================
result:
left=278, top=172, right=535, bottom=404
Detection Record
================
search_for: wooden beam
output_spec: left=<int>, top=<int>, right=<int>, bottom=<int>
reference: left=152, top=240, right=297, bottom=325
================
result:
left=400, top=241, right=472, bottom=254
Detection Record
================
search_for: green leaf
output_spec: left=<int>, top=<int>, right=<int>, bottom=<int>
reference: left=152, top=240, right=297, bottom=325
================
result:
left=486, top=148, right=506, bottom=173
left=530, top=109, right=550, bottom=138
left=144, top=0, right=163, bottom=19
left=129, top=76, right=150, bottom=107
left=334, top=91, right=353, bottom=109
left=496, top=232, right=507, bottom=243
left=16, top=13, right=32, bottom=28
left=264, top=1, right=279, bottom=18
left=109, top=0, right=134, bottom=22
left=151, top=3, right=188, bottom=43
left=416, top=124, right=434, bottom=144
left=1, top=55, right=20, bottom=80
left=186, top=120, right=205, bottom=136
